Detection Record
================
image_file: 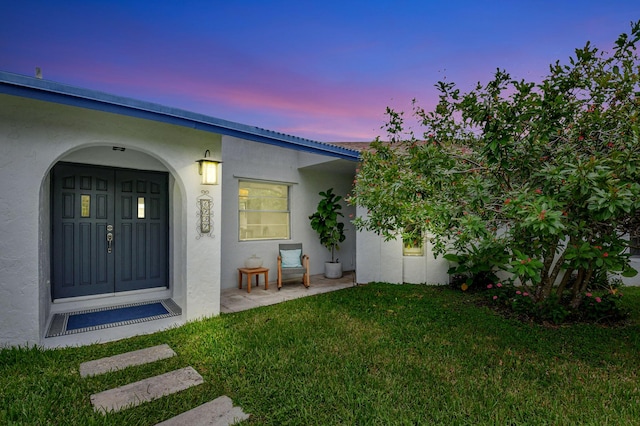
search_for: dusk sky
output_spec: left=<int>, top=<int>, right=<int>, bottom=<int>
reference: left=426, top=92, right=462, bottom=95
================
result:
left=1, top=1, right=638, bottom=142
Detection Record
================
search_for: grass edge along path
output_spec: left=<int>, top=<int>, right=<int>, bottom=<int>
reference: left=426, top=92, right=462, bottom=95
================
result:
left=1, top=283, right=640, bottom=425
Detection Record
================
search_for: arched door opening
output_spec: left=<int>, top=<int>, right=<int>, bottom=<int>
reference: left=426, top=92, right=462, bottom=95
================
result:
left=50, top=159, right=169, bottom=300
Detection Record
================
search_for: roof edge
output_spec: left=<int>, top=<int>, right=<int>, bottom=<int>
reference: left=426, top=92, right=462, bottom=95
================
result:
left=0, top=71, right=361, bottom=161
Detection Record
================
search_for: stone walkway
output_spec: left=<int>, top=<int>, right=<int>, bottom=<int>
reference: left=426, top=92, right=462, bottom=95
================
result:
left=40, top=273, right=361, bottom=423
left=81, top=344, right=250, bottom=424
left=80, top=343, right=176, bottom=377
left=69, top=274, right=357, bottom=423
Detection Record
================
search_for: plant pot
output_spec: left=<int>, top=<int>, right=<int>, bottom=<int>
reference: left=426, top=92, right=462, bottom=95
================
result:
left=324, top=261, right=342, bottom=279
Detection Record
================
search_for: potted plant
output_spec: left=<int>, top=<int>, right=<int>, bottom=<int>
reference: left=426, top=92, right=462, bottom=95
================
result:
left=309, top=188, right=346, bottom=278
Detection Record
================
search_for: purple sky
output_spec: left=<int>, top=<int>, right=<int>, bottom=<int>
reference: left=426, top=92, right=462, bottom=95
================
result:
left=1, top=1, right=638, bottom=142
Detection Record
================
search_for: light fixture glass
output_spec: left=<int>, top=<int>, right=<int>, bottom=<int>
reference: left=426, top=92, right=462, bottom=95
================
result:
left=196, top=150, right=220, bottom=185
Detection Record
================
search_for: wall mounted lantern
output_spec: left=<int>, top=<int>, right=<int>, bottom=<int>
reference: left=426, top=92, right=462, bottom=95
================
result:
left=196, top=150, right=221, bottom=185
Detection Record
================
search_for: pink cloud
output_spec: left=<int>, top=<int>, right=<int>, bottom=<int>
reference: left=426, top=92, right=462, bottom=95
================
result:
left=7, top=1, right=634, bottom=143
left=46, top=53, right=400, bottom=141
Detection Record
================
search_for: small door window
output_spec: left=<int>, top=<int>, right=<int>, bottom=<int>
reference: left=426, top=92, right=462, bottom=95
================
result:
left=81, top=195, right=91, bottom=217
left=137, top=197, right=145, bottom=219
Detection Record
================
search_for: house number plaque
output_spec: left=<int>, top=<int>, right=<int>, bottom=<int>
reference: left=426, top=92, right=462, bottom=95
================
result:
left=196, top=190, right=214, bottom=239
left=199, top=199, right=211, bottom=234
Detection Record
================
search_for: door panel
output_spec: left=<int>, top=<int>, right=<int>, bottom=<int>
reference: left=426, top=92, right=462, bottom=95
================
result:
left=52, top=164, right=115, bottom=298
left=114, top=170, right=168, bottom=292
left=52, top=163, right=168, bottom=299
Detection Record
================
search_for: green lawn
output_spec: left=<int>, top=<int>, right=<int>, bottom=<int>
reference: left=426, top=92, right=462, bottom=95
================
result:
left=2, top=283, right=640, bottom=425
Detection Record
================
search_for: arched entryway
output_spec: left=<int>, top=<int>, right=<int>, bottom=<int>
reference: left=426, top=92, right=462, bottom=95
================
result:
left=50, top=162, right=169, bottom=299
left=47, top=146, right=177, bottom=302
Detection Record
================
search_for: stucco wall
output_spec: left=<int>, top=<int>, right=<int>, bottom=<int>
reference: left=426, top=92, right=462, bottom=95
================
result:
left=0, top=94, right=222, bottom=347
left=219, top=137, right=357, bottom=289
left=299, top=167, right=357, bottom=272
left=354, top=206, right=450, bottom=285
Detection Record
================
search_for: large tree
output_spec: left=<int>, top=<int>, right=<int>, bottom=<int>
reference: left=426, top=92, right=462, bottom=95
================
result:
left=350, top=22, right=640, bottom=309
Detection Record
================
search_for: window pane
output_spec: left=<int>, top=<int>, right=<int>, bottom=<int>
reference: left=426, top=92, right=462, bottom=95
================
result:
left=239, top=212, right=290, bottom=240
left=245, top=197, right=288, bottom=211
left=137, top=197, right=145, bottom=219
left=81, top=195, right=91, bottom=217
left=403, top=243, right=424, bottom=256
left=403, top=226, right=424, bottom=256
left=240, top=181, right=288, bottom=197
left=239, top=180, right=290, bottom=241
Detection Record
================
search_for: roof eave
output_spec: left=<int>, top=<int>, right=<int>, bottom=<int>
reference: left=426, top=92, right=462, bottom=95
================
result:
left=0, top=71, right=361, bottom=161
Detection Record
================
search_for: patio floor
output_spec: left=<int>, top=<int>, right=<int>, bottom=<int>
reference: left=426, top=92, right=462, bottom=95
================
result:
left=220, top=271, right=357, bottom=313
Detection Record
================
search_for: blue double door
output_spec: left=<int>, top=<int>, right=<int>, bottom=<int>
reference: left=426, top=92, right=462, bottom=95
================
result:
left=52, top=163, right=168, bottom=299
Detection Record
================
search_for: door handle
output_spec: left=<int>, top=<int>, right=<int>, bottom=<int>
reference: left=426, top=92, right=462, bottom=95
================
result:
left=107, top=232, right=113, bottom=254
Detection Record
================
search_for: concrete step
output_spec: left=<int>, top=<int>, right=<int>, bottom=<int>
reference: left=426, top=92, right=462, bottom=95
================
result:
left=155, top=395, right=250, bottom=426
left=80, top=344, right=176, bottom=377
left=91, top=366, right=204, bottom=413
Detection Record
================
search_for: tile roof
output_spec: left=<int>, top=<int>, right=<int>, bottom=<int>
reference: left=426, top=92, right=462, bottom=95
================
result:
left=327, top=142, right=376, bottom=152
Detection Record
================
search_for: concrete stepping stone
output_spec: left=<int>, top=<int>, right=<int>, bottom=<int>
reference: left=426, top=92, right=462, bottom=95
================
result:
left=155, top=395, right=250, bottom=426
left=80, top=344, right=176, bottom=377
left=91, top=366, right=204, bottom=413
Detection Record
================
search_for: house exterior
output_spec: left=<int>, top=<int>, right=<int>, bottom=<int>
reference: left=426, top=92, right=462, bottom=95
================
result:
left=0, top=71, right=450, bottom=348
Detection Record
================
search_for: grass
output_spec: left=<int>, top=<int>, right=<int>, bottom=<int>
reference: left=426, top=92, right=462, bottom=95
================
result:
left=2, top=283, right=640, bottom=425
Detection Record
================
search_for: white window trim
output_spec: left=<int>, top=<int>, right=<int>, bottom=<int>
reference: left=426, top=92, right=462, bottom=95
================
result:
left=238, top=178, right=292, bottom=242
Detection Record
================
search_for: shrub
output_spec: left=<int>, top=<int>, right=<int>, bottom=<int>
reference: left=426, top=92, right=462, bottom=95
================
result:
left=351, top=21, right=640, bottom=315
left=485, top=281, right=627, bottom=325
left=576, top=291, right=628, bottom=323
left=535, top=297, right=570, bottom=324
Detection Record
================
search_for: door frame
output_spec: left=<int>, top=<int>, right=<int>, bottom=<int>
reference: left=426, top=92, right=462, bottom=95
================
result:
left=50, top=162, right=170, bottom=300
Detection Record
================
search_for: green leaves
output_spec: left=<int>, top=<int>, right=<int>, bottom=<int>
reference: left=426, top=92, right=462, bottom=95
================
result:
left=310, top=188, right=346, bottom=262
left=351, top=21, right=640, bottom=308
left=509, top=250, right=545, bottom=284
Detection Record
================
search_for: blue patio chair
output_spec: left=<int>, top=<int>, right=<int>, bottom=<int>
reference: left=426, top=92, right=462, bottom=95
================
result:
left=277, top=243, right=310, bottom=289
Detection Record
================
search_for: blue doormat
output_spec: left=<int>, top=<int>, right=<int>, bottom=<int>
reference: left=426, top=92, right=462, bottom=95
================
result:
left=46, top=299, right=181, bottom=338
